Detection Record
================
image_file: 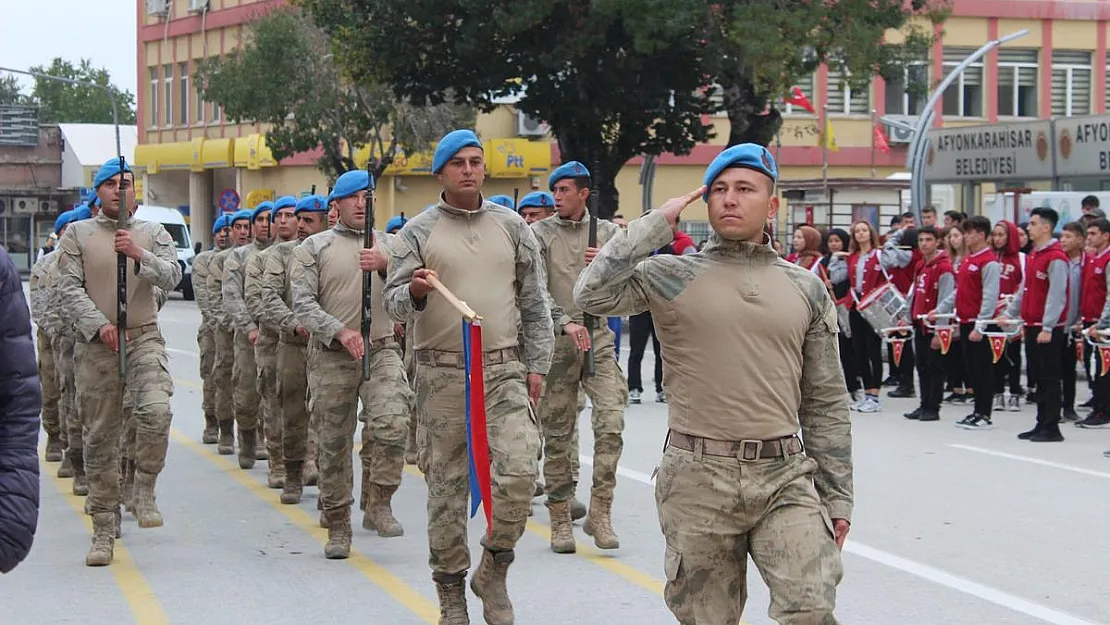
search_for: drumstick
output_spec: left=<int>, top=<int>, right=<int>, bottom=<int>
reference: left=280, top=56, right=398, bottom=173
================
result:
left=427, top=275, right=480, bottom=321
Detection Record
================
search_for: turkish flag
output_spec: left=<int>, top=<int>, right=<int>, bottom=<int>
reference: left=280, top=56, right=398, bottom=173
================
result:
left=937, top=327, right=953, bottom=355
left=1100, top=346, right=1110, bottom=377
left=892, top=340, right=905, bottom=368
left=784, top=86, right=817, bottom=114
left=874, top=125, right=891, bottom=153
left=1077, top=339, right=1084, bottom=365
left=989, top=335, right=1008, bottom=364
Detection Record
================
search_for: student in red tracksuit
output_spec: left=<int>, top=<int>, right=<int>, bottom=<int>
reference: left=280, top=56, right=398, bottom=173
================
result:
left=905, top=226, right=954, bottom=422
left=991, top=220, right=1025, bottom=411
left=1059, top=222, right=1085, bottom=423
left=1003, top=208, right=1070, bottom=442
left=931, top=216, right=1002, bottom=429
left=881, top=226, right=922, bottom=397
left=848, top=220, right=886, bottom=413
left=1079, top=218, right=1110, bottom=428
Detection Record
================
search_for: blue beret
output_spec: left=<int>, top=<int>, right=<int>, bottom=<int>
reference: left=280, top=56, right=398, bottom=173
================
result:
left=518, top=191, right=555, bottom=210
left=212, top=214, right=230, bottom=234
left=251, top=201, right=274, bottom=222
left=274, top=195, right=298, bottom=211
left=330, top=170, right=374, bottom=202
left=548, top=161, right=591, bottom=191
left=93, top=157, right=133, bottom=189
left=54, top=211, right=75, bottom=234
left=488, top=195, right=515, bottom=209
left=385, top=215, right=407, bottom=233
left=703, top=143, right=778, bottom=201
left=73, top=205, right=92, bottom=221
left=231, top=209, right=253, bottom=224
left=294, top=195, right=328, bottom=215
left=432, top=129, right=483, bottom=174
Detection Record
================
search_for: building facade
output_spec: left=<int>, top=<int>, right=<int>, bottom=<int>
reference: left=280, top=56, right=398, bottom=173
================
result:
left=134, top=0, right=1110, bottom=245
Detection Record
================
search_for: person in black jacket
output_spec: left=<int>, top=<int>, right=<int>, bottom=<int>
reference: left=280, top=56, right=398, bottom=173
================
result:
left=0, top=245, right=42, bottom=573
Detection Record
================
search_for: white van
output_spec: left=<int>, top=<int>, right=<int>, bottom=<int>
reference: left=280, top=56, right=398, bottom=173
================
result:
left=133, top=204, right=196, bottom=300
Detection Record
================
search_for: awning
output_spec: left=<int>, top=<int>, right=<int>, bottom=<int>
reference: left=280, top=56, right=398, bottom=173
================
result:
left=353, top=145, right=434, bottom=175
left=133, top=141, right=199, bottom=175
left=201, top=138, right=235, bottom=169
left=234, top=134, right=276, bottom=170
left=352, top=138, right=550, bottom=178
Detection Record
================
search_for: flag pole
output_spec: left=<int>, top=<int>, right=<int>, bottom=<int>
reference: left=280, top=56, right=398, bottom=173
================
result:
left=821, top=103, right=829, bottom=199
left=870, top=109, right=877, bottom=179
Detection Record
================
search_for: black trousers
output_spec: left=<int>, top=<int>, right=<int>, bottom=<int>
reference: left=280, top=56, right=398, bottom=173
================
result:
left=887, top=340, right=916, bottom=386
left=994, top=339, right=1024, bottom=395
left=961, top=323, right=995, bottom=417
left=946, top=339, right=969, bottom=391
left=1025, top=328, right=1064, bottom=429
left=850, top=309, right=883, bottom=390
left=627, top=311, right=662, bottom=393
left=1062, top=333, right=1078, bottom=411
left=1088, top=327, right=1110, bottom=412
left=914, top=328, right=945, bottom=412
left=838, top=333, right=860, bottom=394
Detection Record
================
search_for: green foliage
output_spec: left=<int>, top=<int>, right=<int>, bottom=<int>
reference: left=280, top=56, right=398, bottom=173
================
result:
left=0, top=75, right=29, bottom=106
left=301, top=0, right=718, bottom=218
left=28, top=58, right=137, bottom=124
left=194, top=6, right=474, bottom=182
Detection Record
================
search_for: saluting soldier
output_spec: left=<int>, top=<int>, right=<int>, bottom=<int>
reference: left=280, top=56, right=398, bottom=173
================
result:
left=209, top=209, right=253, bottom=454
left=192, top=214, right=231, bottom=444
left=384, top=129, right=553, bottom=625
left=56, top=158, right=182, bottom=567
left=259, top=195, right=329, bottom=504
left=246, top=196, right=298, bottom=487
left=575, top=145, right=853, bottom=625
left=531, top=162, right=627, bottom=554
left=291, top=171, right=410, bottom=559
left=223, top=202, right=273, bottom=468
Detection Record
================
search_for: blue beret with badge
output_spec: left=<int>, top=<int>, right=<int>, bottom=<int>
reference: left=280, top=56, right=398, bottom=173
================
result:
left=73, top=205, right=92, bottom=221
left=385, top=215, right=407, bottom=233
left=432, top=129, right=483, bottom=174
left=488, top=194, right=515, bottom=210
left=548, top=160, right=591, bottom=191
left=702, top=143, right=778, bottom=201
left=518, top=191, right=555, bottom=210
left=294, top=194, right=328, bottom=215
left=251, top=201, right=274, bottom=222
left=329, top=170, right=373, bottom=203
left=93, top=157, right=133, bottom=189
left=54, top=210, right=75, bottom=234
left=231, top=209, right=253, bottom=224
left=211, top=214, right=230, bottom=234
left=274, top=195, right=298, bottom=211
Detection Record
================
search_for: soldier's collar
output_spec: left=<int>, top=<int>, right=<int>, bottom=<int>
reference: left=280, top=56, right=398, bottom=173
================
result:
left=702, top=232, right=778, bottom=260
left=334, top=221, right=372, bottom=237
left=553, top=209, right=591, bottom=227
left=436, top=193, right=490, bottom=219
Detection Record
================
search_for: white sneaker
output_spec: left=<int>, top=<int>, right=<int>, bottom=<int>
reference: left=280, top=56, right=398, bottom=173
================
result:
left=1007, top=395, right=1021, bottom=412
left=629, top=390, right=641, bottom=404
left=994, top=395, right=1006, bottom=412
left=856, top=396, right=882, bottom=413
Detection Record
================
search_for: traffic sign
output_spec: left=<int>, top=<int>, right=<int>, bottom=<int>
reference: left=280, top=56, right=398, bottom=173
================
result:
left=219, top=188, right=240, bottom=212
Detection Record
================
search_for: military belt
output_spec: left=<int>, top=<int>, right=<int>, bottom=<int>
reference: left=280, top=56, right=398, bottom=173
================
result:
left=89, top=322, right=158, bottom=343
left=322, top=334, right=397, bottom=352
left=279, top=329, right=308, bottom=345
left=666, top=430, right=804, bottom=461
left=415, top=347, right=519, bottom=369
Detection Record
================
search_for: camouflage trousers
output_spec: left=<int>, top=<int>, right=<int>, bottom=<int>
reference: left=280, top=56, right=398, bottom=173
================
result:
left=212, top=328, right=235, bottom=422
left=197, top=321, right=216, bottom=418
left=278, top=337, right=317, bottom=463
left=37, top=329, right=62, bottom=441
left=52, top=334, right=80, bottom=452
left=415, top=357, right=539, bottom=575
left=232, top=329, right=261, bottom=432
left=540, top=329, right=627, bottom=502
left=255, top=329, right=280, bottom=461
left=75, top=326, right=174, bottom=515
left=306, top=339, right=410, bottom=511
left=655, top=446, right=843, bottom=625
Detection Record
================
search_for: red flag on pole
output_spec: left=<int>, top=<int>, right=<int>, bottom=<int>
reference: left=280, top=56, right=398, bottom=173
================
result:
left=463, top=318, right=494, bottom=537
left=873, top=125, right=891, bottom=153
left=784, top=86, right=817, bottom=114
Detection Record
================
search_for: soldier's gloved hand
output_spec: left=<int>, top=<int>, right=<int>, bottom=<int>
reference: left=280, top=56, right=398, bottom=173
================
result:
left=833, top=519, right=850, bottom=550
left=248, top=329, right=259, bottom=345
left=526, top=373, right=544, bottom=406
left=337, top=327, right=365, bottom=361
left=409, top=268, right=439, bottom=302
left=562, top=322, right=592, bottom=351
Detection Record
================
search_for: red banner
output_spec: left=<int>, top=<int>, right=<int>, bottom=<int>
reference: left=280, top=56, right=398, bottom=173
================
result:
left=892, top=340, right=905, bottom=368
left=937, top=327, right=953, bottom=355
left=989, top=335, right=1007, bottom=364
left=1100, top=346, right=1110, bottom=378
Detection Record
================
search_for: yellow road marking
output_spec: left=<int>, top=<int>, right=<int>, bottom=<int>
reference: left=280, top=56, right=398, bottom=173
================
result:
left=41, top=450, right=172, bottom=625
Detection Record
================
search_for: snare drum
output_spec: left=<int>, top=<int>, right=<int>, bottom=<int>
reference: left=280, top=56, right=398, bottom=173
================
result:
left=856, top=283, right=909, bottom=333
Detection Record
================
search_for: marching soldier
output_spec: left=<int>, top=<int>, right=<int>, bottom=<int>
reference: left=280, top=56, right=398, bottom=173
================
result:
left=52, top=208, right=92, bottom=489
left=531, top=163, right=627, bottom=554
left=518, top=192, right=554, bottom=225
left=208, top=209, right=253, bottom=454
left=192, top=214, right=231, bottom=444
left=575, top=144, right=852, bottom=624
left=223, top=202, right=273, bottom=468
left=55, top=158, right=182, bottom=566
left=291, top=171, right=410, bottom=559
left=260, top=195, right=329, bottom=504
left=247, top=196, right=298, bottom=487
left=384, top=129, right=553, bottom=625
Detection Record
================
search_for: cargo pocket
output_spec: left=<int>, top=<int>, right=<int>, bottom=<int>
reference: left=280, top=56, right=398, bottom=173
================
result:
left=664, top=544, right=683, bottom=583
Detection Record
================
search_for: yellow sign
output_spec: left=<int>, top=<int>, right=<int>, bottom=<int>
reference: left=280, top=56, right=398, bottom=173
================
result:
left=135, top=178, right=144, bottom=203
left=244, top=189, right=275, bottom=208
left=484, top=139, right=551, bottom=178
left=234, top=134, right=277, bottom=170
left=353, top=146, right=435, bottom=175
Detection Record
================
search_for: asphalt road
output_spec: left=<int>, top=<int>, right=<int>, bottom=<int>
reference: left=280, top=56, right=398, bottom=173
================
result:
left=3, top=293, right=1109, bottom=625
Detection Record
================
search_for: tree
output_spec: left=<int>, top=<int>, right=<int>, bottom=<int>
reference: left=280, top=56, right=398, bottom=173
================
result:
left=0, top=75, right=29, bottom=106
left=28, top=58, right=137, bottom=124
left=706, top=0, right=949, bottom=147
left=302, top=0, right=717, bottom=218
left=195, top=6, right=475, bottom=182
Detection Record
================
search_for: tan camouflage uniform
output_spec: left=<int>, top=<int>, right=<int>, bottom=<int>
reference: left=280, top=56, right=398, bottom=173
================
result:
left=55, top=213, right=181, bottom=566
left=531, top=211, right=627, bottom=552
left=291, top=223, right=411, bottom=557
left=573, top=211, right=853, bottom=625
left=207, top=247, right=238, bottom=453
left=45, top=251, right=84, bottom=486
left=29, top=252, right=63, bottom=460
left=191, top=247, right=221, bottom=443
left=246, top=245, right=283, bottom=487
left=383, top=196, right=553, bottom=623
left=222, top=238, right=270, bottom=467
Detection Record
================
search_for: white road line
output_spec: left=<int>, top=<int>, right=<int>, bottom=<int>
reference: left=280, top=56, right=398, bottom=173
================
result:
left=166, top=347, right=197, bottom=358
left=949, top=444, right=1110, bottom=480
left=582, top=452, right=1103, bottom=625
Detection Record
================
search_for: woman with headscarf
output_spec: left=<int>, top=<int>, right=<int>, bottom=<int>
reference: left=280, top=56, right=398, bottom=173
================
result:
left=821, top=228, right=860, bottom=400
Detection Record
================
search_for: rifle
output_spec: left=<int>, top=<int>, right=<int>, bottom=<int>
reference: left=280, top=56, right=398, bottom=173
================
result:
left=513, top=187, right=520, bottom=211
left=117, top=155, right=130, bottom=376
left=361, top=169, right=375, bottom=381
left=581, top=167, right=599, bottom=378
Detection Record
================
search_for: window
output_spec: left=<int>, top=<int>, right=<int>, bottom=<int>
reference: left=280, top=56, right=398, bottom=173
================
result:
left=195, top=88, right=206, bottom=124
left=1052, top=51, right=1091, bottom=117
left=885, top=59, right=929, bottom=115
left=941, top=47, right=983, bottom=117
left=162, top=64, right=173, bottom=126
left=147, top=67, right=159, bottom=128
left=998, top=49, right=1038, bottom=117
left=826, top=69, right=870, bottom=115
left=178, top=63, right=189, bottom=125
left=783, top=74, right=817, bottom=115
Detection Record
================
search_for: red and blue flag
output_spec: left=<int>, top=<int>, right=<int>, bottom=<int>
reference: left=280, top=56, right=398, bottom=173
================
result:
left=462, top=318, right=494, bottom=536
